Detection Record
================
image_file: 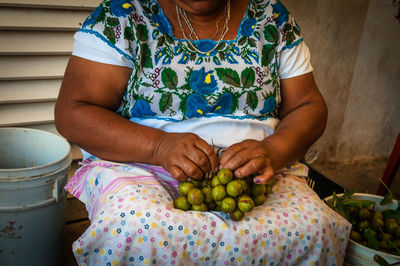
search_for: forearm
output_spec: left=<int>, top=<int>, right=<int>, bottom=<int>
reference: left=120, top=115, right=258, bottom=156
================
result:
left=55, top=101, right=166, bottom=164
left=262, top=100, right=327, bottom=171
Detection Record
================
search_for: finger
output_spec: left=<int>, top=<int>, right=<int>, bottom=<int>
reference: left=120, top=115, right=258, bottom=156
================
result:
left=233, top=157, right=266, bottom=178
left=220, top=146, right=253, bottom=172
left=168, top=165, right=188, bottom=182
left=194, top=140, right=219, bottom=173
left=219, top=141, right=246, bottom=167
left=253, top=166, right=275, bottom=184
left=180, top=157, right=204, bottom=180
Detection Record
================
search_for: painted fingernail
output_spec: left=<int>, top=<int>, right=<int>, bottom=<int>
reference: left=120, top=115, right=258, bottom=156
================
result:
left=254, top=178, right=261, bottom=183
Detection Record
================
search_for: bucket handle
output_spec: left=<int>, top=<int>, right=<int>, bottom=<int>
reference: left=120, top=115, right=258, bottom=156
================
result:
left=0, top=178, right=63, bottom=212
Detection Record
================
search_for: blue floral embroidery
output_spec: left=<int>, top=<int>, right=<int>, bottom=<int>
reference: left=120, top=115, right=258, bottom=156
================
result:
left=151, top=14, right=171, bottom=34
left=239, top=18, right=257, bottom=36
left=272, top=1, right=289, bottom=27
left=131, top=99, right=156, bottom=117
left=213, top=93, right=234, bottom=114
left=110, top=0, right=134, bottom=17
left=185, top=94, right=212, bottom=118
left=260, top=96, right=276, bottom=114
left=190, top=67, right=218, bottom=95
left=193, top=40, right=219, bottom=56
left=83, top=5, right=103, bottom=27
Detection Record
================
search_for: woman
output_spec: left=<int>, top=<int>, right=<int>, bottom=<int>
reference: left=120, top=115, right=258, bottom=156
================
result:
left=55, top=0, right=350, bottom=264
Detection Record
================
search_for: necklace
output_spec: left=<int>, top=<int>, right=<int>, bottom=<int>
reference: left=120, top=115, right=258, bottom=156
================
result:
left=176, top=0, right=231, bottom=55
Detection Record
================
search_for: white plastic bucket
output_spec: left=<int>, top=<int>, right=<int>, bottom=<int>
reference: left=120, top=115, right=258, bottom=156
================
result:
left=0, top=127, right=72, bottom=266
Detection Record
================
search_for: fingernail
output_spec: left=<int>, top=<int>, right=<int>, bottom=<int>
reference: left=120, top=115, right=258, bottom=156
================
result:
left=254, top=178, right=261, bottom=183
left=214, top=167, right=219, bottom=173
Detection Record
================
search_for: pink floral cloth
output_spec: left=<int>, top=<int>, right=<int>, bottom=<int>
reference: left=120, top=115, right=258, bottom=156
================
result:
left=66, top=159, right=351, bottom=265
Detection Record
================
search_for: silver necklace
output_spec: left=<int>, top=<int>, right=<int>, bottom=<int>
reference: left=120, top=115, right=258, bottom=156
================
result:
left=176, top=0, right=231, bottom=55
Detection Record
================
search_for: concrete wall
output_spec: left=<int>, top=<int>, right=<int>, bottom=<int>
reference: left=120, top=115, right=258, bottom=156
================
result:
left=284, top=0, right=400, bottom=163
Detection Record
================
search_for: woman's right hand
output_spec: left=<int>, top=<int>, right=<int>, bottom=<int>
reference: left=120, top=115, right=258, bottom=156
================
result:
left=154, top=133, right=219, bottom=181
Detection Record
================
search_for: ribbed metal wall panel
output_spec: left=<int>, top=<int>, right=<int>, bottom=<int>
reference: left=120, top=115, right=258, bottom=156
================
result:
left=0, top=1, right=98, bottom=159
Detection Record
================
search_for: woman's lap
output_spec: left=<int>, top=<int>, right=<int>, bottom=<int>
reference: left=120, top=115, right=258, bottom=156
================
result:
left=67, top=160, right=350, bottom=266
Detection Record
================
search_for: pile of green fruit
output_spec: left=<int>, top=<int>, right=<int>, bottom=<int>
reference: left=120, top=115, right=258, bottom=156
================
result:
left=173, top=168, right=276, bottom=221
left=325, top=191, right=400, bottom=257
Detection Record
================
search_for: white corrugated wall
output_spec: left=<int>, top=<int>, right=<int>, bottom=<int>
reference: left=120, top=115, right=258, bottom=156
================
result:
left=0, top=0, right=99, bottom=159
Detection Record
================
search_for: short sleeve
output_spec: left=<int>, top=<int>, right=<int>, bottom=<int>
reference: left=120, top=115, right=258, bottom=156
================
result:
left=279, top=41, right=313, bottom=79
left=270, top=0, right=313, bottom=79
left=72, top=0, right=137, bottom=68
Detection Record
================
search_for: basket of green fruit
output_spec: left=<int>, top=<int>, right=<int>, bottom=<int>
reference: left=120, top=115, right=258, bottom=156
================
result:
left=173, top=168, right=276, bottom=221
left=324, top=192, right=400, bottom=265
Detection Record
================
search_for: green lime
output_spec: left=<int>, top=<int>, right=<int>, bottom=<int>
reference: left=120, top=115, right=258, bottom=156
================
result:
left=385, top=218, right=398, bottom=234
left=211, top=185, right=227, bottom=201
left=217, top=168, right=233, bottom=185
left=358, top=208, right=370, bottom=220
left=187, top=188, right=204, bottom=205
left=237, top=195, right=255, bottom=213
left=349, top=230, right=363, bottom=242
left=178, top=181, right=195, bottom=196
left=230, top=208, right=245, bottom=221
left=226, top=180, right=244, bottom=197
left=237, top=179, right=248, bottom=192
left=211, top=176, right=221, bottom=187
left=253, top=193, right=266, bottom=206
left=221, top=197, right=236, bottom=213
left=202, top=187, right=213, bottom=203
left=357, top=220, right=369, bottom=231
left=191, top=203, right=208, bottom=211
left=252, top=183, right=266, bottom=196
left=173, top=196, right=191, bottom=211
left=190, top=179, right=203, bottom=188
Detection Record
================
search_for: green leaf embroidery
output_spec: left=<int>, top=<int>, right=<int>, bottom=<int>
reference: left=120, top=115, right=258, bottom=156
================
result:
left=103, top=26, right=116, bottom=44
left=151, top=4, right=159, bottom=15
left=216, top=42, right=226, bottom=50
left=157, top=35, right=165, bottom=48
left=264, top=24, right=279, bottom=44
left=165, top=34, right=175, bottom=45
left=248, top=10, right=255, bottom=18
left=161, top=68, right=178, bottom=90
left=124, top=27, right=135, bottom=41
left=140, top=43, right=153, bottom=68
left=136, top=24, right=149, bottom=42
left=107, top=17, right=119, bottom=27
left=286, top=31, right=295, bottom=45
left=190, top=52, right=197, bottom=61
left=159, top=93, right=173, bottom=113
left=248, top=38, right=257, bottom=47
left=218, top=51, right=225, bottom=61
left=283, top=23, right=293, bottom=32
left=246, top=91, right=258, bottom=110
left=215, top=68, right=240, bottom=87
left=261, top=44, right=275, bottom=66
left=238, top=36, right=247, bottom=46
left=241, top=67, right=255, bottom=88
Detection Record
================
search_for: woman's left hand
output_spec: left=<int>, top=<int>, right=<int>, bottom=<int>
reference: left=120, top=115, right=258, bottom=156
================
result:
left=219, top=139, right=276, bottom=184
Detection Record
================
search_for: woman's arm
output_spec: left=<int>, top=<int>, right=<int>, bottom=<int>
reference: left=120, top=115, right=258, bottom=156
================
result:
left=55, top=56, right=219, bottom=180
left=219, top=72, right=328, bottom=184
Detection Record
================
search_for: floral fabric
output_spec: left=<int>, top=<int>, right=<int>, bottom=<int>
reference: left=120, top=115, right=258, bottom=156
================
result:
left=66, top=159, right=351, bottom=265
left=78, top=0, right=303, bottom=123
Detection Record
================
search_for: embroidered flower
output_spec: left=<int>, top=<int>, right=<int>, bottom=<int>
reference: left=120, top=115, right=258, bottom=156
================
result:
left=151, top=14, right=171, bottom=34
left=185, top=94, right=211, bottom=118
left=239, top=18, right=257, bottom=36
left=83, top=5, right=103, bottom=27
left=192, top=40, right=218, bottom=56
left=272, top=1, right=289, bottom=27
left=213, top=93, right=234, bottom=114
left=190, top=67, right=218, bottom=95
left=260, top=96, right=276, bottom=114
left=130, top=99, right=156, bottom=117
left=110, top=0, right=134, bottom=17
